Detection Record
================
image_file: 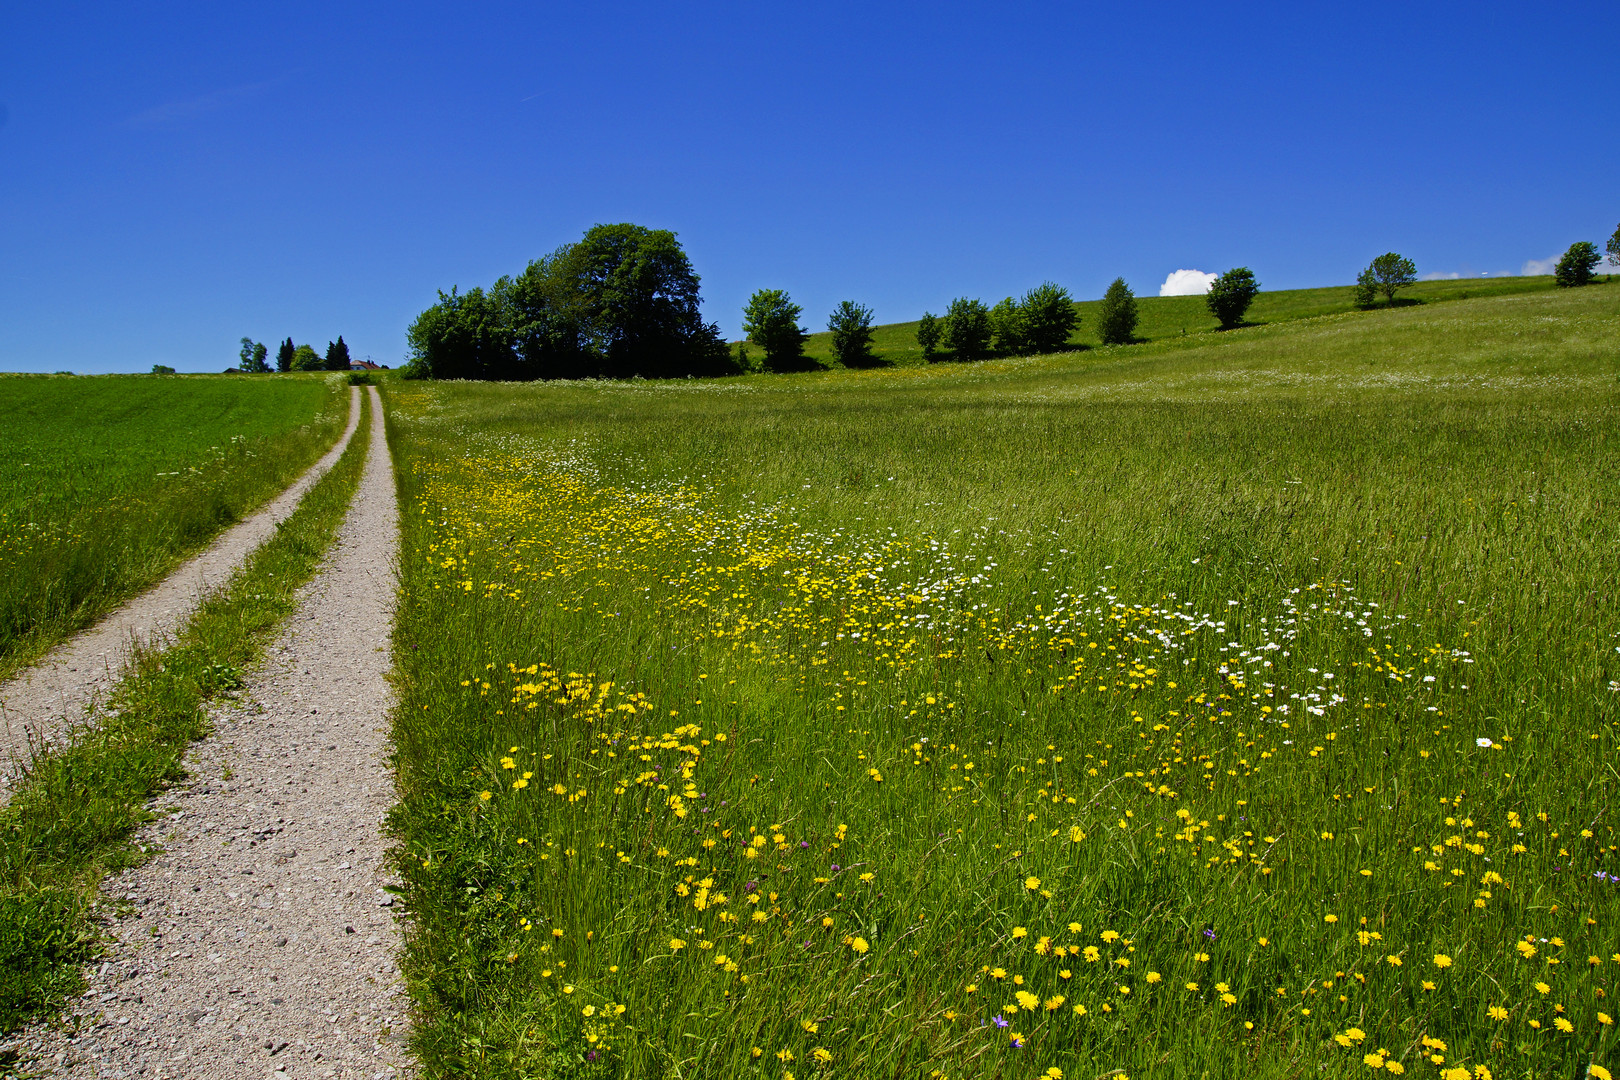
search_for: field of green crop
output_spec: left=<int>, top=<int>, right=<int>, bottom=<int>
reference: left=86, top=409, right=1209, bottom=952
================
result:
left=0, top=374, right=346, bottom=680
left=384, top=284, right=1618, bottom=1080
left=793, top=275, right=1567, bottom=368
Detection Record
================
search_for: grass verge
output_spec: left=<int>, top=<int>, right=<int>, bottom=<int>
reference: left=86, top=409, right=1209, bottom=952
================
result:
left=0, top=391, right=371, bottom=1031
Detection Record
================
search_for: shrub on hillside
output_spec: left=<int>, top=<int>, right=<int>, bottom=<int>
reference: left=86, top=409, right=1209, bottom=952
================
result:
left=1206, top=267, right=1260, bottom=329
left=743, top=289, right=808, bottom=371
left=942, top=297, right=992, bottom=360
left=1555, top=241, right=1601, bottom=287
left=826, top=300, right=877, bottom=366
left=916, top=313, right=941, bottom=359
left=1095, top=277, right=1138, bottom=345
left=1019, top=282, right=1078, bottom=354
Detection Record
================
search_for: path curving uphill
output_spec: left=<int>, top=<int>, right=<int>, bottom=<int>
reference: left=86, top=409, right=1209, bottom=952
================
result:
left=0, top=386, right=365, bottom=790
left=29, top=385, right=408, bottom=1079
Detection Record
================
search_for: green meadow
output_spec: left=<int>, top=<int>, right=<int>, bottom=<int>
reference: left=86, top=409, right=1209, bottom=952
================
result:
left=383, top=284, right=1619, bottom=1079
left=0, top=374, right=346, bottom=681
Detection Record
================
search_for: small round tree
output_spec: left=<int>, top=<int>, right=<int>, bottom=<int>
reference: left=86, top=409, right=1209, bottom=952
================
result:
left=1019, top=282, right=1078, bottom=353
left=942, top=297, right=992, bottom=360
left=742, top=289, right=807, bottom=370
left=1206, top=267, right=1259, bottom=329
left=1554, top=241, right=1601, bottom=287
left=1607, top=223, right=1620, bottom=268
left=826, top=300, right=876, bottom=366
left=1365, top=253, right=1417, bottom=303
left=1095, top=277, right=1138, bottom=345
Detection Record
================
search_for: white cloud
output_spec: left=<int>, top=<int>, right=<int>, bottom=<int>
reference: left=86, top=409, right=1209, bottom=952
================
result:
left=1520, top=255, right=1559, bottom=276
left=1159, top=269, right=1217, bottom=296
left=1420, top=271, right=1462, bottom=280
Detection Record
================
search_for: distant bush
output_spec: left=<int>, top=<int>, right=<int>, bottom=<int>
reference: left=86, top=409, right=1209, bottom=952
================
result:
left=1206, top=268, right=1260, bottom=329
left=1555, top=241, right=1601, bottom=287
left=1019, top=282, right=1078, bottom=354
left=826, top=300, right=877, bottom=367
left=291, top=345, right=325, bottom=372
left=989, top=297, right=1027, bottom=355
left=743, top=289, right=808, bottom=371
left=150, top=364, right=175, bottom=375
left=916, top=313, right=941, bottom=358
left=1096, top=278, right=1139, bottom=345
left=942, top=298, right=992, bottom=360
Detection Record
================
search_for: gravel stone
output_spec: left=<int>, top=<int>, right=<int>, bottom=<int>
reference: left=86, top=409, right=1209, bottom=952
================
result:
left=13, top=388, right=410, bottom=1078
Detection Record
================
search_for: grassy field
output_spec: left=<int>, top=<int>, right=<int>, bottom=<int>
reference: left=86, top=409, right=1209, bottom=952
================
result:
left=0, top=374, right=346, bottom=681
left=788, top=275, right=1572, bottom=368
left=383, top=284, right=1619, bottom=1080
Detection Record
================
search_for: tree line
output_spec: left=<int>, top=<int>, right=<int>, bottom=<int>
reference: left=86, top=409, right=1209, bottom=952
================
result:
left=403, top=224, right=731, bottom=381
left=233, top=336, right=354, bottom=372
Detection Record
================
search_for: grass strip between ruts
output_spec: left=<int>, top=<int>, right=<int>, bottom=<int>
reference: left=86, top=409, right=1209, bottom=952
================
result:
left=0, top=390, right=372, bottom=1033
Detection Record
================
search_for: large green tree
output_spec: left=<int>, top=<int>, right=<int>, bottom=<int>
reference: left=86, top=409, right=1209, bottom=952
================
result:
left=569, top=224, right=730, bottom=378
left=404, top=287, right=514, bottom=380
left=1608, top=223, right=1620, bottom=268
left=742, top=289, right=807, bottom=371
left=238, top=337, right=269, bottom=373
left=1206, top=268, right=1260, bottom=330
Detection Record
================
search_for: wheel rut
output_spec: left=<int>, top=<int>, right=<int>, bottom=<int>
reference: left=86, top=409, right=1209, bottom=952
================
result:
left=24, top=386, right=409, bottom=1080
left=0, top=386, right=365, bottom=793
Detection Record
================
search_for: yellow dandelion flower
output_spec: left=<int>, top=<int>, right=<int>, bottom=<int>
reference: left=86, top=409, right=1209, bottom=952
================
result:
left=1433, top=954, right=1453, bottom=968
left=850, top=936, right=869, bottom=954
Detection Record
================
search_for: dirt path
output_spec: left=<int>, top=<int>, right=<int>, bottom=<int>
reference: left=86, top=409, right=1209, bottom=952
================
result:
left=21, top=386, right=408, bottom=1079
left=0, top=387, right=364, bottom=792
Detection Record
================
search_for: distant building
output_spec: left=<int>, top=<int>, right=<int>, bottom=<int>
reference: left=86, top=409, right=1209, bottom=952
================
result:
left=348, top=360, right=387, bottom=371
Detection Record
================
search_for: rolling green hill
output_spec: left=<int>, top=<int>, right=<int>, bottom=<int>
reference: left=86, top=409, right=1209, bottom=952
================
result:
left=780, top=273, right=1573, bottom=367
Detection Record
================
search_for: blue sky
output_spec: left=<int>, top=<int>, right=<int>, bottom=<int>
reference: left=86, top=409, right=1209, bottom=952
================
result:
left=2, top=3, right=1616, bottom=373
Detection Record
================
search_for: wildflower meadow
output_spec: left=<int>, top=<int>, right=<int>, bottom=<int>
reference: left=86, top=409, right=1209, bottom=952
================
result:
left=384, top=285, right=1618, bottom=1079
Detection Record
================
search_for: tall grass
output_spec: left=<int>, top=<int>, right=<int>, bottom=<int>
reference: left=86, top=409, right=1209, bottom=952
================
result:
left=385, top=285, right=1619, bottom=1079
left=0, top=373, right=346, bottom=681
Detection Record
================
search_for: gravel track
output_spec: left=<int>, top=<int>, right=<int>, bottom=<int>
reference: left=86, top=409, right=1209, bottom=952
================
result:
left=0, top=387, right=364, bottom=793
left=19, top=386, right=409, bottom=1079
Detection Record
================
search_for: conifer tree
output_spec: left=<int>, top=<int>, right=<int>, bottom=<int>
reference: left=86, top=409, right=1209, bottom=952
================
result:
left=276, top=338, right=295, bottom=372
